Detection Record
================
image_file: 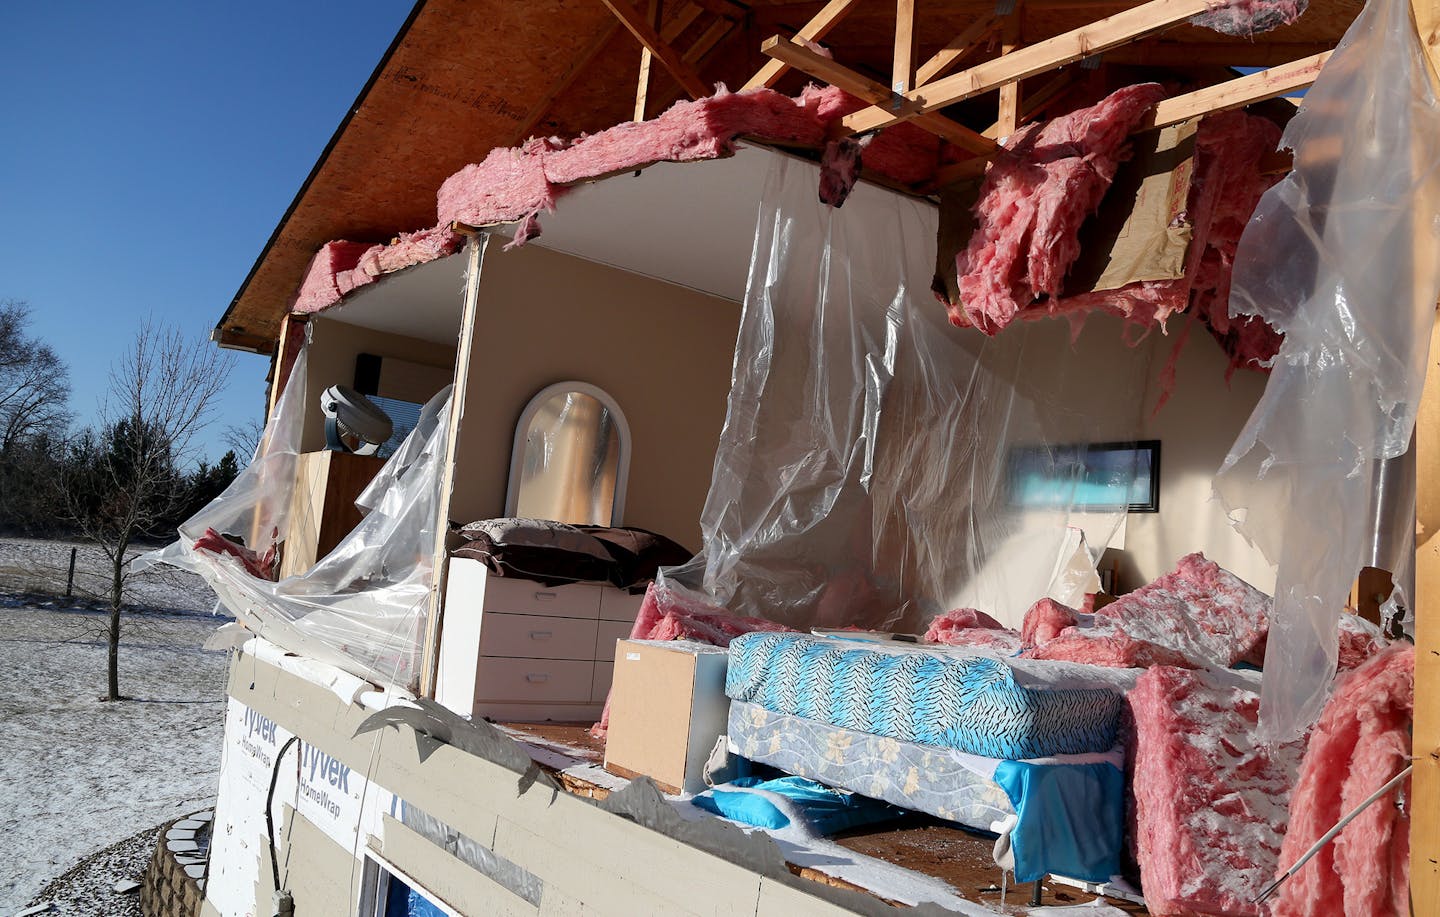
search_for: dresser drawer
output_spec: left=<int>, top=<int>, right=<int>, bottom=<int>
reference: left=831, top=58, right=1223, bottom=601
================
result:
left=480, top=613, right=599, bottom=661
left=482, top=575, right=602, bottom=619
left=475, top=658, right=595, bottom=704
left=598, top=588, right=646, bottom=623
left=595, top=619, right=633, bottom=661
left=591, top=661, right=615, bottom=703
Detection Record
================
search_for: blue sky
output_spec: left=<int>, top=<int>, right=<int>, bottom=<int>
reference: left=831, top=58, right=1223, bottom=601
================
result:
left=1, top=2, right=415, bottom=464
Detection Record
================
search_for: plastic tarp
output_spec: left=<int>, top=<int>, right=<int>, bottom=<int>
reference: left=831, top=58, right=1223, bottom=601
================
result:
left=1215, top=0, right=1440, bottom=740
left=664, top=149, right=1149, bottom=633
left=141, top=340, right=452, bottom=689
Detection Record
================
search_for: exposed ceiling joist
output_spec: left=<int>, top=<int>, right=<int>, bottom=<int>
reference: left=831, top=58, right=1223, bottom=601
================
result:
left=840, top=0, right=1219, bottom=135
left=743, top=0, right=863, bottom=90
left=1138, top=51, right=1331, bottom=129
left=915, top=15, right=1001, bottom=86
left=634, top=0, right=662, bottom=120
left=602, top=0, right=710, bottom=99
left=760, top=35, right=999, bottom=154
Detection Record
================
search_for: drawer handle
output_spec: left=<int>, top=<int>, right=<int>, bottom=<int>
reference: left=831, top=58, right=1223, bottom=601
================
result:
left=525, top=673, right=550, bottom=683
left=533, top=591, right=557, bottom=602
left=529, top=631, right=553, bottom=641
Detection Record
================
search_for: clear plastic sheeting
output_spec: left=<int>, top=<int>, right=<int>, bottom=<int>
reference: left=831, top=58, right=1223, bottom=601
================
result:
left=141, top=343, right=452, bottom=689
left=665, top=150, right=1152, bottom=632
left=1216, top=0, right=1440, bottom=740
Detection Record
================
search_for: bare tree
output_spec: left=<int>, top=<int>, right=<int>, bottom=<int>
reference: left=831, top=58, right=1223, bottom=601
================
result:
left=63, top=320, right=232, bottom=700
left=223, top=416, right=264, bottom=459
left=0, top=300, right=71, bottom=450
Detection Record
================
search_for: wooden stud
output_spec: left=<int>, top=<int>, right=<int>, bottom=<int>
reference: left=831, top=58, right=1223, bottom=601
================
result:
left=839, top=0, right=1220, bottom=136
left=419, top=232, right=488, bottom=699
left=1136, top=52, right=1331, bottom=131
left=761, top=35, right=998, bottom=154
left=635, top=0, right=662, bottom=121
left=743, top=0, right=862, bottom=91
left=915, top=15, right=1002, bottom=86
left=602, top=0, right=710, bottom=100
left=996, top=13, right=1023, bottom=137
left=1413, top=0, right=1440, bottom=907
left=894, top=0, right=917, bottom=94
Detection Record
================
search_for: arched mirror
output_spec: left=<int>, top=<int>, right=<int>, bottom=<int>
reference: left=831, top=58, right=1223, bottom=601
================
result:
left=505, top=382, right=630, bottom=526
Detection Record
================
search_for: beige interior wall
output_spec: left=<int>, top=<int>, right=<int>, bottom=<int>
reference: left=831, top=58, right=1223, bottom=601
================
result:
left=447, top=243, right=740, bottom=549
left=300, top=317, right=456, bottom=453
left=1128, top=319, right=1277, bottom=594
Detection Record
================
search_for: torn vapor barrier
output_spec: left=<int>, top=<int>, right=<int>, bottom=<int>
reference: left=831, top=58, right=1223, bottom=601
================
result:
left=1215, top=0, right=1440, bottom=741
left=663, top=149, right=1152, bottom=634
left=139, top=337, right=454, bottom=689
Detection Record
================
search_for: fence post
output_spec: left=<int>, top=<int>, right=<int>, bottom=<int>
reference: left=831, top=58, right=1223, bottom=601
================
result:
left=65, top=546, right=77, bottom=598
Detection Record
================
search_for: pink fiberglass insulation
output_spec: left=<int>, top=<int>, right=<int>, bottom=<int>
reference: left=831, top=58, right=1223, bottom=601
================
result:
left=952, top=83, right=1168, bottom=333
left=1190, top=0, right=1308, bottom=37
left=437, top=87, right=833, bottom=230
left=1020, top=597, right=1081, bottom=647
left=293, top=241, right=373, bottom=314
left=1027, top=631, right=1195, bottom=669
left=1129, top=665, right=1307, bottom=916
left=924, top=607, right=1023, bottom=652
left=1272, top=644, right=1413, bottom=917
left=1081, top=552, right=1270, bottom=669
left=194, top=527, right=275, bottom=581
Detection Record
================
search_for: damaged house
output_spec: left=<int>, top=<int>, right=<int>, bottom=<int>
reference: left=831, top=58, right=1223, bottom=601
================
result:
left=150, top=0, right=1440, bottom=914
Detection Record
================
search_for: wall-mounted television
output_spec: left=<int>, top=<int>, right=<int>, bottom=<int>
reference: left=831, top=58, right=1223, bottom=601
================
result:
left=1007, top=440, right=1161, bottom=513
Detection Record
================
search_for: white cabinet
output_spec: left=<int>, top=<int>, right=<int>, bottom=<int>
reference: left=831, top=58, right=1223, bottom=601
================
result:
left=435, top=557, right=645, bottom=721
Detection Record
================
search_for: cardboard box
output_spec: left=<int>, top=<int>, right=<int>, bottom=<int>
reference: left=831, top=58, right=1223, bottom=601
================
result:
left=603, top=640, right=730, bottom=794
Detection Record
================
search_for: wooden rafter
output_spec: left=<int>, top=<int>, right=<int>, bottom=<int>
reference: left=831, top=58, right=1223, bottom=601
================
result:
left=761, top=35, right=998, bottom=154
left=996, top=12, right=1023, bottom=137
left=649, top=15, right=742, bottom=113
left=635, top=0, right=662, bottom=121
left=894, top=0, right=917, bottom=93
left=980, top=69, right=1075, bottom=138
left=915, top=15, right=1001, bottom=86
left=839, top=0, right=1221, bottom=136
left=603, top=0, right=709, bottom=99
left=743, top=0, right=862, bottom=91
left=1136, top=51, right=1331, bottom=130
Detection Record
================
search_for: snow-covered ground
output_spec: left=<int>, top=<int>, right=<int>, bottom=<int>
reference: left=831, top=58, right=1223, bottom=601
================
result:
left=0, top=538, right=230, bottom=915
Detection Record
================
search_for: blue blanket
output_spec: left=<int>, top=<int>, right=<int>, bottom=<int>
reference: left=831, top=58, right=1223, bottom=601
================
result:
left=725, top=632, right=1123, bottom=758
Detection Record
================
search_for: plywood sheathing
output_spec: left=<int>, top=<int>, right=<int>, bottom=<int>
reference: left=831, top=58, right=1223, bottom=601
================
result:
left=219, top=0, right=1365, bottom=350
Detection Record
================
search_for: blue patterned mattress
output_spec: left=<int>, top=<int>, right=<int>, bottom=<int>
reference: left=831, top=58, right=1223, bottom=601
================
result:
left=725, top=632, right=1124, bottom=758
left=728, top=700, right=1126, bottom=883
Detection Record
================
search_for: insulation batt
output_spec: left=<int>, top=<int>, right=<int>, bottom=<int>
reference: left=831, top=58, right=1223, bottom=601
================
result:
left=1190, top=0, right=1309, bottom=37
left=1038, top=552, right=1271, bottom=669
left=292, top=241, right=372, bottom=314
left=193, top=527, right=274, bottom=581
left=1272, top=644, right=1414, bottom=917
left=922, top=607, right=1023, bottom=653
left=1027, top=631, right=1194, bottom=669
left=1128, top=665, right=1308, bottom=916
left=952, top=84, right=1168, bottom=334
left=1020, top=597, right=1081, bottom=647
left=293, top=227, right=465, bottom=314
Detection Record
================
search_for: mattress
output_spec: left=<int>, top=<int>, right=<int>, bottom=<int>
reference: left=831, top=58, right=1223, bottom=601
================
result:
left=728, top=701, right=1125, bottom=883
left=725, top=632, right=1125, bottom=758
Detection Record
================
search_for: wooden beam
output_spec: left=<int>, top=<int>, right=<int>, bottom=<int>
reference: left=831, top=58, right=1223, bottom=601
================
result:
left=996, top=14, right=1022, bottom=137
left=1413, top=1, right=1440, bottom=910
left=761, top=35, right=998, bottom=154
left=687, top=0, right=747, bottom=19
left=915, top=15, right=1001, bottom=86
left=510, top=22, right=621, bottom=143
left=1136, top=52, right=1331, bottom=131
left=603, top=0, right=710, bottom=99
left=839, top=0, right=1219, bottom=136
left=894, top=0, right=917, bottom=93
left=979, top=69, right=1075, bottom=138
left=635, top=0, right=662, bottom=121
left=742, top=0, right=862, bottom=90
